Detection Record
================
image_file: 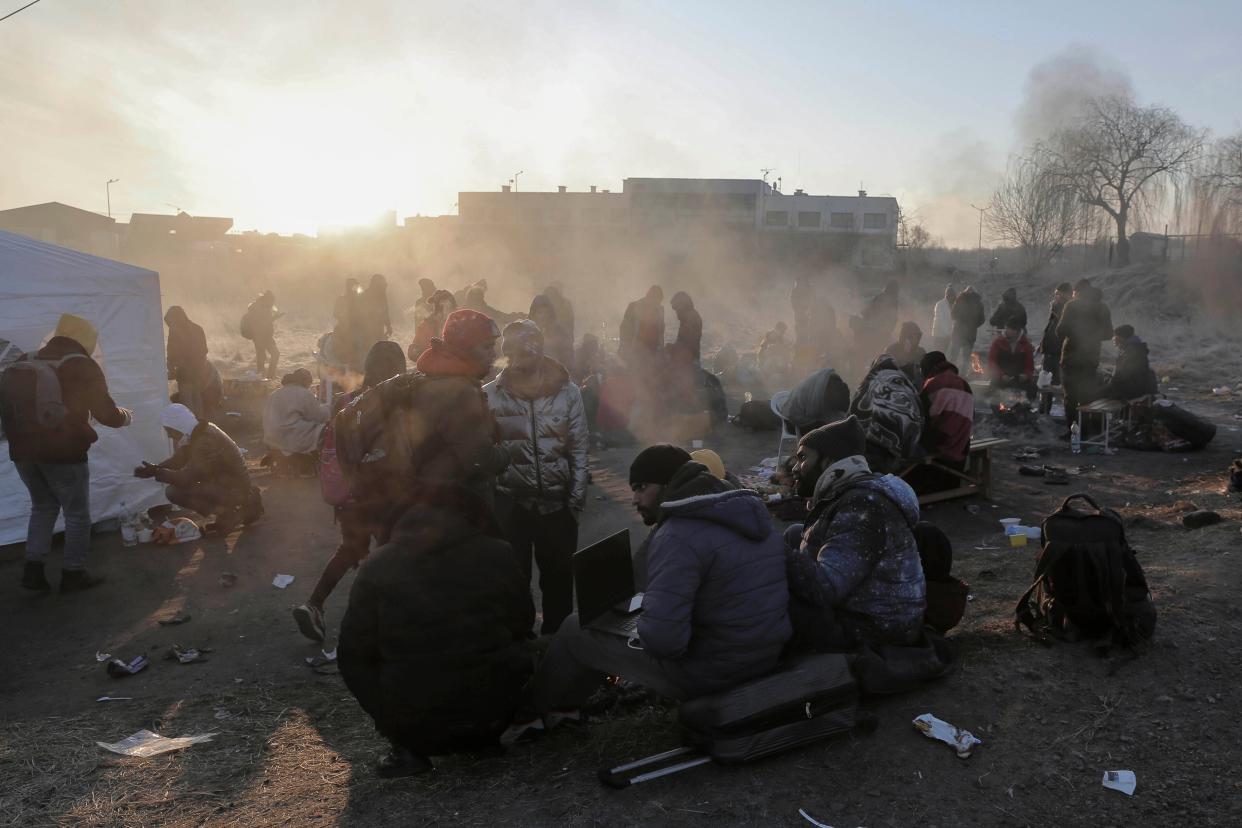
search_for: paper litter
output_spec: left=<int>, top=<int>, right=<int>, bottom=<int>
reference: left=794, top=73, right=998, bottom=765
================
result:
left=97, top=729, right=216, bottom=758
left=912, top=713, right=982, bottom=758
left=272, top=574, right=295, bottom=589
left=1102, top=769, right=1137, bottom=796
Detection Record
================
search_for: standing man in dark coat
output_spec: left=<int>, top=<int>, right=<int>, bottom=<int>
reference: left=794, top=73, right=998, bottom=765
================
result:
left=670, top=291, right=703, bottom=364
left=948, top=286, right=985, bottom=372
left=619, top=286, right=665, bottom=366
left=339, top=487, right=536, bottom=777
left=1037, top=282, right=1073, bottom=385
left=0, top=314, right=132, bottom=592
left=1056, top=280, right=1113, bottom=435
left=164, top=306, right=219, bottom=419
left=989, top=287, right=1027, bottom=332
left=242, top=291, right=280, bottom=379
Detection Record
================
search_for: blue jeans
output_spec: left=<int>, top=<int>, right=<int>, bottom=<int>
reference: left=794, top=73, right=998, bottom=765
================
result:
left=14, top=461, right=91, bottom=570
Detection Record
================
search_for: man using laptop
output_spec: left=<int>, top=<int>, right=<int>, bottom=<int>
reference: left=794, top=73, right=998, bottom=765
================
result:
left=532, top=445, right=791, bottom=720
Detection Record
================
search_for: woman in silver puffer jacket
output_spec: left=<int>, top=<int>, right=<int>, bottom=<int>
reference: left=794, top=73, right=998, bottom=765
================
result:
left=484, top=320, right=590, bottom=635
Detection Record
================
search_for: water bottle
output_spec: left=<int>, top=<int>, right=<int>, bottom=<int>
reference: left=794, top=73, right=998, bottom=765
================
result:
left=119, top=501, right=138, bottom=547
left=1070, top=421, right=1082, bottom=455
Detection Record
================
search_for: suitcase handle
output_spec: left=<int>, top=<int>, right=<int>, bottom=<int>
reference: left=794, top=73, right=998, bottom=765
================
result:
left=1059, top=493, right=1101, bottom=513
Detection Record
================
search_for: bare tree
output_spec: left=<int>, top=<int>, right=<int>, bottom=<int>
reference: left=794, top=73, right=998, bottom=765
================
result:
left=1042, top=94, right=1204, bottom=266
left=987, top=152, right=1083, bottom=273
left=1191, top=133, right=1242, bottom=233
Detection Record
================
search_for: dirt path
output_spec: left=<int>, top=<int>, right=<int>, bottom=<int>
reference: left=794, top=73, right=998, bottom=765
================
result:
left=2, top=395, right=1240, bottom=827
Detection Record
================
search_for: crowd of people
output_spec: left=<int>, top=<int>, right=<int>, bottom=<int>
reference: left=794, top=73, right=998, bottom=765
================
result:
left=0, top=268, right=1156, bottom=780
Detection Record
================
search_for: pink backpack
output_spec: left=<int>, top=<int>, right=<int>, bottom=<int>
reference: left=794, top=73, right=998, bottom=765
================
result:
left=318, top=420, right=352, bottom=507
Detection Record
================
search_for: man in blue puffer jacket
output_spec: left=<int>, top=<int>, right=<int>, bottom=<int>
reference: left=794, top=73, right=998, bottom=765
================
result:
left=533, top=445, right=791, bottom=718
left=784, top=414, right=927, bottom=652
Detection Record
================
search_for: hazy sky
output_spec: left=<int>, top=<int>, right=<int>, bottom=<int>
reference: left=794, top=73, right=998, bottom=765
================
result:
left=3, top=0, right=1240, bottom=245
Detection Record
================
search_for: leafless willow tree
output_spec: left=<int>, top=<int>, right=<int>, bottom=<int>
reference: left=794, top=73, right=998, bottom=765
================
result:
left=986, top=153, right=1082, bottom=274
left=1042, top=94, right=1205, bottom=266
left=1189, top=133, right=1242, bottom=233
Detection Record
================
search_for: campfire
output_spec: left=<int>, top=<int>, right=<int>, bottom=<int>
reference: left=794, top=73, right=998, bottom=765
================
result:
left=990, top=401, right=1040, bottom=428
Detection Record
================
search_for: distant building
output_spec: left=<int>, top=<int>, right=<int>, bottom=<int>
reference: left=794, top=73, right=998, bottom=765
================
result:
left=0, top=202, right=120, bottom=259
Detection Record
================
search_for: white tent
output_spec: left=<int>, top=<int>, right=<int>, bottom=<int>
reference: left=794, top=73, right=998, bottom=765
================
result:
left=0, top=229, right=167, bottom=545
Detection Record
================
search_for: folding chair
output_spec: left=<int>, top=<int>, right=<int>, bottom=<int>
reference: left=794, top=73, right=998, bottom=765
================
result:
left=770, top=390, right=798, bottom=465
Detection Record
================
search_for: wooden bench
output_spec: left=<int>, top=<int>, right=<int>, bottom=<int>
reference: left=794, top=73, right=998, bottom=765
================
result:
left=898, top=436, right=1010, bottom=505
left=1077, top=395, right=1154, bottom=452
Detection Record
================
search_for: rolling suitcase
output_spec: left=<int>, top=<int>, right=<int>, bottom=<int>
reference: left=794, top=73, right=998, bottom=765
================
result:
left=599, top=653, right=870, bottom=787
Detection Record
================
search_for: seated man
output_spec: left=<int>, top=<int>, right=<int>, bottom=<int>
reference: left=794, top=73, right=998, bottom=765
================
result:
left=779, top=367, right=851, bottom=434
left=918, top=351, right=974, bottom=464
left=849, top=355, right=924, bottom=473
left=135, top=404, right=262, bottom=533
left=986, top=318, right=1037, bottom=400
left=262, top=368, right=330, bottom=474
left=885, top=321, right=927, bottom=386
left=1099, top=325, right=1157, bottom=400
left=339, top=486, right=536, bottom=777
left=784, top=415, right=927, bottom=652
left=532, top=445, right=790, bottom=721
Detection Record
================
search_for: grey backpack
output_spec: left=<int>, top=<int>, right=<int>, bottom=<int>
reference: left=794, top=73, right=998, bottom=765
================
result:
left=0, top=353, right=87, bottom=436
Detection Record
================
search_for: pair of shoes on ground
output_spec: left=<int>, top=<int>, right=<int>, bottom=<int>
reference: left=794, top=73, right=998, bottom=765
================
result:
left=22, top=562, right=104, bottom=593
left=292, top=603, right=327, bottom=643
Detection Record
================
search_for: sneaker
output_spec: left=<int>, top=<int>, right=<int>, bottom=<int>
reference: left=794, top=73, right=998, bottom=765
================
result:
left=376, top=747, right=433, bottom=778
left=21, top=561, right=50, bottom=591
left=499, top=718, right=545, bottom=746
left=60, top=570, right=104, bottom=593
left=293, top=603, right=326, bottom=643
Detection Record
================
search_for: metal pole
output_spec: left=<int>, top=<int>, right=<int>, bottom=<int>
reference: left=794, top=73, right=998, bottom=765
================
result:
left=969, top=204, right=988, bottom=274
left=106, top=178, right=119, bottom=218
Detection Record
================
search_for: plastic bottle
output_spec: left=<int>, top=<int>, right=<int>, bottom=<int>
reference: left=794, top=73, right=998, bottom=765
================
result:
left=1070, top=421, right=1082, bottom=455
left=119, top=501, right=138, bottom=547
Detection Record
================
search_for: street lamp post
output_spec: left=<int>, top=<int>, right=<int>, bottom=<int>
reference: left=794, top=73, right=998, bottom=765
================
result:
left=106, top=178, right=119, bottom=218
left=510, top=170, right=524, bottom=192
left=969, top=203, right=989, bottom=274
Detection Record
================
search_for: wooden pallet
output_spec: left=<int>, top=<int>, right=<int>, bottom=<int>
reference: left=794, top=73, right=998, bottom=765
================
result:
left=899, top=436, right=1010, bottom=505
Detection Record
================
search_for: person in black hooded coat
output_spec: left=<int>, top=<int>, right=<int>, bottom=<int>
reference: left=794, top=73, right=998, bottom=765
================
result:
left=338, top=487, right=536, bottom=777
left=1099, top=325, right=1157, bottom=401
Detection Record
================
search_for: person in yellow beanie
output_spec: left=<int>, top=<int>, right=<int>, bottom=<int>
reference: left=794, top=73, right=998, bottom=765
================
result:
left=0, top=314, right=132, bottom=592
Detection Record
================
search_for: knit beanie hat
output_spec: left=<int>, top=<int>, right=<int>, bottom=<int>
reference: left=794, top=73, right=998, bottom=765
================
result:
left=442, top=309, right=499, bottom=350
left=629, top=444, right=692, bottom=487
left=920, top=350, right=949, bottom=377
left=54, top=313, right=98, bottom=354
left=798, top=414, right=867, bottom=464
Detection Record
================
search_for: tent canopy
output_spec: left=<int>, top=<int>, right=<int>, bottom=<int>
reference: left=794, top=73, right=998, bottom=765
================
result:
left=0, top=230, right=168, bottom=545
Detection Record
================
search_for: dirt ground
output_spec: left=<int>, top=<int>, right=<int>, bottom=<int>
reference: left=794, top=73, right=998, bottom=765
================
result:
left=3, top=352, right=1242, bottom=826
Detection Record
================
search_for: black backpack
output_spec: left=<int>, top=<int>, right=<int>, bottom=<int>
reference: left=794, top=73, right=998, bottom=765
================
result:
left=1015, top=493, right=1156, bottom=649
left=332, top=372, right=426, bottom=495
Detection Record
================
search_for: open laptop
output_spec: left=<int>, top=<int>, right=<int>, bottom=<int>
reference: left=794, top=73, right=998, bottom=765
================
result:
left=573, top=529, right=644, bottom=638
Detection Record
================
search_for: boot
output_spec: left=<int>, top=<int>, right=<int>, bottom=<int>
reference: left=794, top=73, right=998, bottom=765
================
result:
left=60, top=569, right=105, bottom=593
left=21, top=561, right=50, bottom=591
left=376, top=746, right=433, bottom=778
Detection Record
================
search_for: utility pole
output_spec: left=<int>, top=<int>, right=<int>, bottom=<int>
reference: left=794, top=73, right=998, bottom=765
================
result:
left=510, top=170, right=524, bottom=192
left=969, top=203, right=988, bottom=274
left=106, top=178, right=119, bottom=218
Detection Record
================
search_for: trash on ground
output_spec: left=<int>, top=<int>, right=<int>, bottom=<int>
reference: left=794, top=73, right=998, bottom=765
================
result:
left=153, top=517, right=202, bottom=545
left=96, top=651, right=112, bottom=662
left=798, top=808, right=834, bottom=828
left=1102, top=769, right=1137, bottom=796
left=165, top=644, right=212, bottom=664
left=96, top=696, right=133, bottom=702
left=97, top=729, right=216, bottom=758
left=966, top=504, right=981, bottom=515
left=272, top=573, right=295, bottom=589
left=913, top=713, right=982, bottom=759
left=158, top=613, right=192, bottom=626
left=105, top=655, right=149, bottom=678
left=219, top=572, right=238, bottom=588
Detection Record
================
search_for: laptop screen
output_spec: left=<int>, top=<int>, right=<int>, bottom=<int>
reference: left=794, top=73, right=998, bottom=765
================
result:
left=573, top=529, right=634, bottom=626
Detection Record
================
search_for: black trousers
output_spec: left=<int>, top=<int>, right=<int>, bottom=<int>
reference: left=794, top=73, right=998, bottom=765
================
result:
left=501, top=502, right=579, bottom=636
left=1062, top=363, right=1098, bottom=430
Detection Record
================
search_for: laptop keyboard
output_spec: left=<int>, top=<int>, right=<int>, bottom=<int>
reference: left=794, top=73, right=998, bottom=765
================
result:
left=613, top=613, right=640, bottom=637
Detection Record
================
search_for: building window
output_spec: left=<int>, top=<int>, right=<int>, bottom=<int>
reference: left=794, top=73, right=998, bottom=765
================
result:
left=797, top=211, right=821, bottom=228
left=764, top=210, right=789, bottom=227
left=829, top=212, right=855, bottom=229
left=863, top=212, right=888, bottom=229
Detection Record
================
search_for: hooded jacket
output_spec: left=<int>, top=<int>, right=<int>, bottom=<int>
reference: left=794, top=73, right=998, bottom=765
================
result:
left=787, top=463, right=926, bottom=647
left=484, top=356, right=589, bottom=513
left=157, top=420, right=249, bottom=487
left=1, top=337, right=129, bottom=464
left=1100, top=337, right=1157, bottom=400
left=989, top=290, right=1028, bottom=330
left=920, top=366, right=973, bottom=462
left=1038, top=295, right=1069, bottom=362
left=338, top=495, right=535, bottom=755
left=639, top=481, right=791, bottom=695
left=986, top=334, right=1035, bottom=380
left=849, top=356, right=924, bottom=468
left=262, top=383, right=330, bottom=455
left=165, top=309, right=211, bottom=385
left=950, top=290, right=986, bottom=342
